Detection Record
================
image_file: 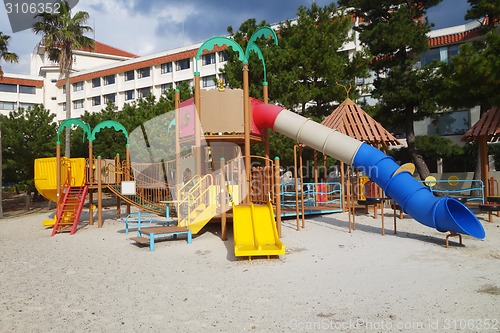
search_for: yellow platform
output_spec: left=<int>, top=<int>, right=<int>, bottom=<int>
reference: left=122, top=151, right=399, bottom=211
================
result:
left=233, top=202, right=285, bottom=258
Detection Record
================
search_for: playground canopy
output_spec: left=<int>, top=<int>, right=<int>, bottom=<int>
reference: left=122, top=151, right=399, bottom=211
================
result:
left=321, top=98, right=400, bottom=147
left=462, top=106, right=500, bottom=143
left=461, top=106, right=500, bottom=197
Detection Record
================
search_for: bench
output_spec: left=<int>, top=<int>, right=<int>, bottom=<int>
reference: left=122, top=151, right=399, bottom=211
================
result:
left=130, top=226, right=192, bottom=251
left=479, top=204, right=500, bottom=223
left=120, top=211, right=175, bottom=234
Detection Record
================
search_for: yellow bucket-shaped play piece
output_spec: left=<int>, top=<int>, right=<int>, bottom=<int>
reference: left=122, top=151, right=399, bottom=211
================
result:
left=34, top=157, right=87, bottom=202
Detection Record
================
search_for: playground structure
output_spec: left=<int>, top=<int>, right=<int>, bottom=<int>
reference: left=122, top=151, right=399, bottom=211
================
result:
left=35, top=28, right=488, bottom=257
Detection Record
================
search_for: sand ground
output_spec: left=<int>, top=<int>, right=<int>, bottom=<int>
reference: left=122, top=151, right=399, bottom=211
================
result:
left=0, top=206, right=499, bottom=332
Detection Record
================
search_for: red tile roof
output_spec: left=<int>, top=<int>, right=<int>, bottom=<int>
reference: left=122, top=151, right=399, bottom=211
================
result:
left=429, top=27, right=482, bottom=47
left=0, top=76, right=43, bottom=87
left=57, top=45, right=225, bottom=87
left=78, top=41, right=138, bottom=58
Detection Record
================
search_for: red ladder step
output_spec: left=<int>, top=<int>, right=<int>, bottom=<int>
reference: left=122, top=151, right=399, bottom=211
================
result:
left=52, top=186, right=88, bottom=236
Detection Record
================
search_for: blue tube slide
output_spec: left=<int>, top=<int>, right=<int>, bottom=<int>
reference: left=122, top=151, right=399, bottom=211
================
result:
left=353, top=143, right=485, bottom=239
left=252, top=103, right=485, bottom=239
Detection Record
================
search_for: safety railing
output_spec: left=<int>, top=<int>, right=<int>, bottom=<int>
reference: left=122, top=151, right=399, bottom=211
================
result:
left=421, top=179, right=484, bottom=203
left=281, top=182, right=343, bottom=212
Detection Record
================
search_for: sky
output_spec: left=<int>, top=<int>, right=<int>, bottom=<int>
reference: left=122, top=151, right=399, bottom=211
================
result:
left=1, top=0, right=474, bottom=75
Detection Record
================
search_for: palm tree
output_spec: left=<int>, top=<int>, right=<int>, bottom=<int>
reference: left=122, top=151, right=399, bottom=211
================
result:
left=33, top=0, right=94, bottom=157
left=0, top=32, right=18, bottom=78
left=0, top=31, right=18, bottom=218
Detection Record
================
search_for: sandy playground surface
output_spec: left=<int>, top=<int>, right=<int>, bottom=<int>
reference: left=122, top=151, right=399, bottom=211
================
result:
left=0, top=205, right=499, bottom=333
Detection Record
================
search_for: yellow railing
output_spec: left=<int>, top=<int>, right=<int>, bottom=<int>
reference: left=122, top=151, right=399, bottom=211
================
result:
left=177, top=174, right=213, bottom=226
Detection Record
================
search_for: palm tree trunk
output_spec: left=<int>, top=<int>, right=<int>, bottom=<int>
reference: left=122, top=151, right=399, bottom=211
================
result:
left=65, top=74, right=71, bottom=157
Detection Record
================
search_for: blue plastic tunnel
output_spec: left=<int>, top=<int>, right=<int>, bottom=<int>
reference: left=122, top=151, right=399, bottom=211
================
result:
left=353, top=143, right=485, bottom=239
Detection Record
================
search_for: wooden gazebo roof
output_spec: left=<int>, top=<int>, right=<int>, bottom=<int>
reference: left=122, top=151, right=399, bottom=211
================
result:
left=462, top=107, right=500, bottom=143
left=321, top=98, right=400, bottom=146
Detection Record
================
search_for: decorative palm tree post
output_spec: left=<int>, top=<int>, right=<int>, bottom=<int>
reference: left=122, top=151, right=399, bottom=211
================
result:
left=245, top=27, right=278, bottom=163
left=33, top=0, right=94, bottom=157
left=0, top=31, right=18, bottom=219
left=194, top=37, right=249, bottom=200
left=55, top=119, right=91, bottom=221
left=195, top=29, right=278, bottom=205
left=89, top=121, right=129, bottom=228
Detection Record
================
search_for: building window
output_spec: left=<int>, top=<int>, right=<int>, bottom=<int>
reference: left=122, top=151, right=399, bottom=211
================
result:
left=125, top=90, right=135, bottom=100
left=218, top=52, right=228, bottom=62
left=138, top=67, right=150, bottom=78
left=161, top=62, right=172, bottom=74
left=0, top=83, right=17, bottom=93
left=138, top=87, right=151, bottom=98
left=125, top=70, right=135, bottom=81
left=202, top=75, right=217, bottom=88
left=104, top=75, right=116, bottom=85
left=73, top=81, right=84, bottom=92
left=51, top=79, right=57, bottom=83
left=19, top=103, right=35, bottom=110
left=19, top=85, right=36, bottom=94
left=92, top=96, right=101, bottom=106
left=161, top=83, right=172, bottom=94
left=92, top=77, right=101, bottom=88
left=62, top=85, right=66, bottom=94
left=420, top=45, right=460, bottom=66
left=202, top=53, right=216, bottom=66
left=176, top=59, right=190, bottom=71
left=73, top=99, right=84, bottom=109
left=0, top=101, right=15, bottom=110
left=62, top=103, right=66, bottom=112
left=104, top=93, right=116, bottom=103
left=51, top=97, right=56, bottom=100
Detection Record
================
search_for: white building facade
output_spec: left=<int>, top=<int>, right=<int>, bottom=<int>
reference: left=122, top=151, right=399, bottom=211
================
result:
left=0, top=19, right=486, bottom=135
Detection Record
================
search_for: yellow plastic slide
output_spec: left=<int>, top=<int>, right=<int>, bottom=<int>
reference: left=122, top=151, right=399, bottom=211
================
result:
left=232, top=202, right=285, bottom=257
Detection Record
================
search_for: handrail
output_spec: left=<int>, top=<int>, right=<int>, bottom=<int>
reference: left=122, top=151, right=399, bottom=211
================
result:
left=177, top=174, right=213, bottom=226
left=177, top=175, right=201, bottom=199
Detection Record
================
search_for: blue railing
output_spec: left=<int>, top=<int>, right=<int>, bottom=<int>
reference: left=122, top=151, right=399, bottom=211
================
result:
left=280, top=182, right=343, bottom=214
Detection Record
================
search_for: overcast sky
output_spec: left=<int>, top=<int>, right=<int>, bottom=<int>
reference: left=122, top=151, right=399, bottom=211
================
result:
left=1, top=0, right=474, bottom=75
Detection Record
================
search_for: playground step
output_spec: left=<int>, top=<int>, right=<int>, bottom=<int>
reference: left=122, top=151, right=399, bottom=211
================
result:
left=52, top=185, right=88, bottom=236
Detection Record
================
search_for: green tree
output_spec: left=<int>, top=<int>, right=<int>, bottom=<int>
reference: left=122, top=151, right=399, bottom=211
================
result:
left=33, top=0, right=94, bottom=158
left=1, top=105, right=57, bottom=206
left=224, top=3, right=369, bottom=167
left=225, top=3, right=369, bottom=117
left=71, top=84, right=193, bottom=159
left=0, top=32, right=18, bottom=78
left=465, top=0, right=500, bottom=30
left=439, top=0, right=500, bottom=111
left=0, top=31, right=18, bottom=217
left=224, top=18, right=276, bottom=100
left=338, top=0, right=443, bottom=180
left=437, top=1, right=499, bottom=191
